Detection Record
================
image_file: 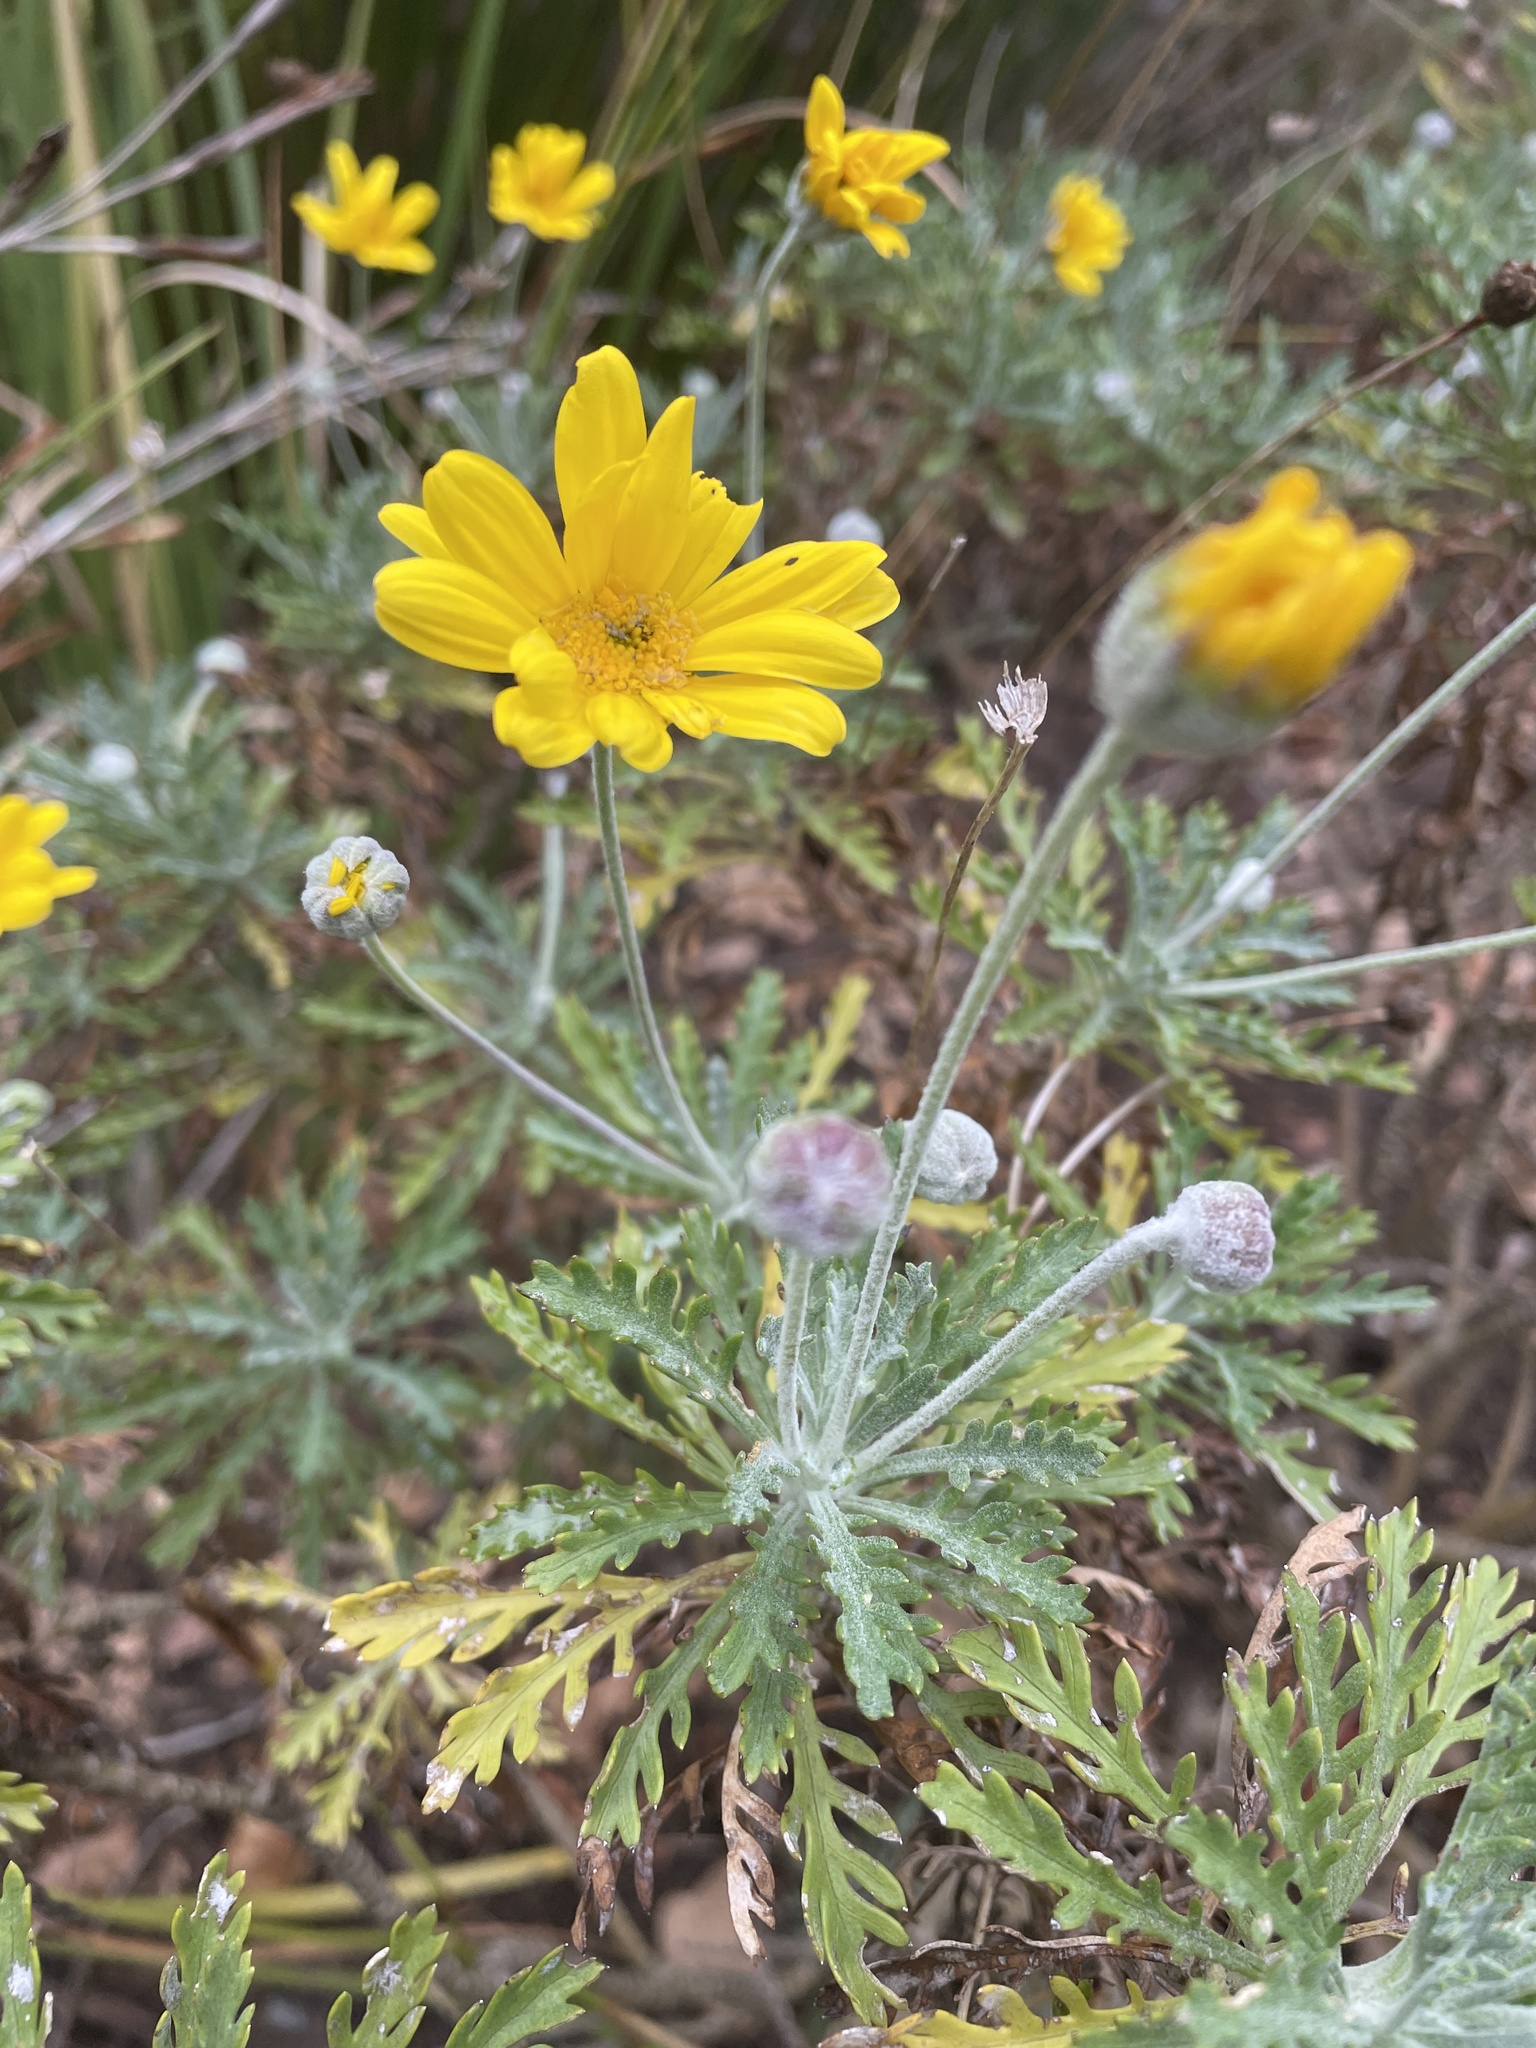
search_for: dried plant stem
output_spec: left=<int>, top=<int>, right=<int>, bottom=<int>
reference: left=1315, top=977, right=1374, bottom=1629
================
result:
left=593, top=745, right=722, bottom=1181
left=1033, top=314, right=1484, bottom=679
left=1021, top=1075, right=1168, bottom=1228
left=906, top=732, right=1030, bottom=1070
left=530, top=812, right=566, bottom=1024
left=362, top=931, right=707, bottom=1196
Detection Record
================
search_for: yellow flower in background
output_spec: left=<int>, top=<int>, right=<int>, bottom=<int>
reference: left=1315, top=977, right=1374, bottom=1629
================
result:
left=488, top=126, right=616, bottom=241
left=802, top=74, right=949, bottom=260
left=0, top=797, right=95, bottom=936
left=1046, top=175, right=1131, bottom=296
left=291, top=142, right=439, bottom=273
left=1161, top=468, right=1413, bottom=711
left=373, top=346, right=898, bottom=771
left=1094, top=467, right=1414, bottom=756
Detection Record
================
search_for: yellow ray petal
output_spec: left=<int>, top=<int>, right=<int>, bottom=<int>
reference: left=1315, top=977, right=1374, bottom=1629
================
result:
left=825, top=566, right=900, bottom=629
left=325, top=140, right=362, bottom=202
left=562, top=457, right=635, bottom=595
left=359, top=237, right=435, bottom=274
left=507, top=628, right=581, bottom=690
left=565, top=163, right=616, bottom=211
left=0, top=889, right=57, bottom=932
left=608, top=396, right=696, bottom=594
left=359, top=153, right=400, bottom=211
left=423, top=451, right=574, bottom=614
left=687, top=609, right=883, bottom=690
left=554, top=346, right=647, bottom=530
left=373, top=559, right=530, bottom=670
left=805, top=75, right=846, bottom=156
left=19, top=799, right=67, bottom=847
left=379, top=504, right=453, bottom=560
left=668, top=480, right=761, bottom=607
left=45, top=863, right=95, bottom=898
left=388, top=183, right=440, bottom=238
left=686, top=677, right=847, bottom=755
left=492, top=687, right=593, bottom=766
left=586, top=692, right=672, bottom=770
left=690, top=540, right=886, bottom=631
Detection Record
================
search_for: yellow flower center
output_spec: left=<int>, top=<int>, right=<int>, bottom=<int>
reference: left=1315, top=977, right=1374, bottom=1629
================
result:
left=327, top=855, right=372, bottom=916
left=546, top=588, right=696, bottom=697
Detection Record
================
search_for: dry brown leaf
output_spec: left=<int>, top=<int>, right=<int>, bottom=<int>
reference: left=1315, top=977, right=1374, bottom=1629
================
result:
left=722, top=1716, right=778, bottom=1962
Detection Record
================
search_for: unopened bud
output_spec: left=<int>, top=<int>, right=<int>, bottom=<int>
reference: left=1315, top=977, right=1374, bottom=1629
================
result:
left=915, top=1109, right=998, bottom=1204
left=1165, top=1181, right=1274, bottom=1292
left=746, top=1113, right=892, bottom=1257
left=301, top=835, right=410, bottom=940
left=1481, top=260, right=1536, bottom=330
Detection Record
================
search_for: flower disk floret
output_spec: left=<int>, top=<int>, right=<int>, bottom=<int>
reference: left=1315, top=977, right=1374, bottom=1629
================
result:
left=488, top=126, right=615, bottom=241
left=0, top=797, right=95, bottom=936
left=372, top=345, right=900, bottom=771
left=802, top=74, right=949, bottom=260
left=291, top=142, right=439, bottom=273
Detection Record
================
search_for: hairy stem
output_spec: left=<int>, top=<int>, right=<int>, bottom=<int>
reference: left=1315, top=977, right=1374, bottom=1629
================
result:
left=740, top=212, right=806, bottom=563
left=361, top=933, right=707, bottom=1196
left=851, top=1217, right=1177, bottom=1476
left=1175, top=921, right=1536, bottom=999
left=775, top=1250, right=812, bottom=1455
left=592, top=745, right=722, bottom=1180
left=529, top=811, right=565, bottom=1024
left=818, top=726, right=1138, bottom=1467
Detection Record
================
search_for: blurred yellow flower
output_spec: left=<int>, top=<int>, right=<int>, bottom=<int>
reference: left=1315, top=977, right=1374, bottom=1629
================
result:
left=373, top=346, right=898, bottom=772
left=291, top=142, right=438, bottom=273
left=1046, top=175, right=1130, bottom=296
left=1162, top=468, right=1413, bottom=711
left=802, top=74, right=949, bottom=260
left=0, top=797, right=95, bottom=936
left=488, top=126, right=615, bottom=241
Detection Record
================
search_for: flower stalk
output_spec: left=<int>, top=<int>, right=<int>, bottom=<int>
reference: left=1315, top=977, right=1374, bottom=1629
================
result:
left=740, top=211, right=806, bottom=564
left=1174, top=921, right=1536, bottom=1000
left=817, top=725, right=1139, bottom=1467
left=361, top=931, right=708, bottom=1197
left=775, top=1249, right=812, bottom=1457
left=593, top=745, right=723, bottom=1183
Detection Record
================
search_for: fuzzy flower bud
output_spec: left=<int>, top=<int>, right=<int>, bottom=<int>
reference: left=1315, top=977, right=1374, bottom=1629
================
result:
left=1165, top=1180, right=1275, bottom=1293
left=745, top=1113, right=892, bottom=1258
left=301, top=835, right=409, bottom=940
left=1094, top=469, right=1412, bottom=757
left=915, top=1109, right=998, bottom=1204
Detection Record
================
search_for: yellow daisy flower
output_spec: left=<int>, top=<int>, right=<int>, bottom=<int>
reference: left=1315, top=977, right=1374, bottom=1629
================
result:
left=488, top=125, right=616, bottom=242
left=291, top=142, right=439, bottom=274
left=1162, top=468, right=1413, bottom=711
left=373, top=346, right=898, bottom=771
left=1046, top=175, right=1131, bottom=297
left=0, top=797, right=95, bottom=936
left=802, top=74, right=949, bottom=260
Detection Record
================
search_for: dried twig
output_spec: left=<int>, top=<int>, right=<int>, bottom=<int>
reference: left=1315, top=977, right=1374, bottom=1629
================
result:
left=722, top=1718, right=779, bottom=1962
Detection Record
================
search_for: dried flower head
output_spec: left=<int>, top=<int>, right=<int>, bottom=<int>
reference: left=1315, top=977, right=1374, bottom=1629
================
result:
left=302, top=836, right=410, bottom=940
left=746, top=1113, right=892, bottom=1258
left=980, top=666, right=1048, bottom=747
left=1165, top=1180, right=1275, bottom=1292
left=1481, top=260, right=1536, bottom=329
left=915, top=1109, right=998, bottom=1205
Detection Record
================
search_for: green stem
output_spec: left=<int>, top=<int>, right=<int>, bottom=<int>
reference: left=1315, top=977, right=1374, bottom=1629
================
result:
left=851, top=1217, right=1177, bottom=1477
left=739, top=211, right=806, bottom=563
left=1176, top=922, right=1536, bottom=1000
left=592, top=745, right=722, bottom=1180
left=530, top=810, right=565, bottom=1024
left=775, top=1249, right=812, bottom=1455
left=1173, top=593, right=1536, bottom=955
left=361, top=933, right=706, bottom=1196
left=817, top=726, right=1138, bottom=1470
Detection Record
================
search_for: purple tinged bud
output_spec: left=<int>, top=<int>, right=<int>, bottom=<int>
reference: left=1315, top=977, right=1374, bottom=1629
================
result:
left=745, top=1113, right=892, bottom=1257
left=1166, top=1181, right=1275, bottom=1292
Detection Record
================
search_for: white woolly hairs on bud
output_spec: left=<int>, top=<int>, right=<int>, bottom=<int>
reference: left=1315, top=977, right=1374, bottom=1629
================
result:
left=745, top=1113, right=893, bottom=1258
left=1164, top=1180, right=1275, bottom=1292
left=915, top=1109, right=998, bottom=1204
left=301, top=835, right=411, bottom=941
